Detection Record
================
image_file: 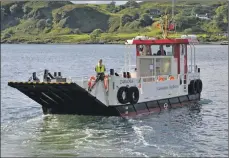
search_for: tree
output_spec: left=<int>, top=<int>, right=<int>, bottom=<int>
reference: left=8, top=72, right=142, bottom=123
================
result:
left=215, top=5, right=228, bottom=23
left=118, top=5, right=126, bottom=10
left=107, top=1, right=116, bottom=13
left=201, top=20, right=222, bottom=35
left=121, top=14, right=133, bottom=26
left=133, top=13, right=140, bottom=20
left=184, top=28, right=193, bottom=34
left=213, top=5, right=228, bottom=32
left=174, top=13, right=201, bottom=31
left=140, top=13, right=153, bottom=27
left=124, top=0, right=140, bottom=8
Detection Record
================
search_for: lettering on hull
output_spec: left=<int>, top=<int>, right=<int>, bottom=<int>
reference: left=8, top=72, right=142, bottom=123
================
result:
left=156, top=85, right=179, bottom=90
left=120, top=79, right=134, bottom=84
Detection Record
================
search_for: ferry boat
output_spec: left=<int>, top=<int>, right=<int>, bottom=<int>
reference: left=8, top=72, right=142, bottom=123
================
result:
left=8, top=16, right=203, bottom=117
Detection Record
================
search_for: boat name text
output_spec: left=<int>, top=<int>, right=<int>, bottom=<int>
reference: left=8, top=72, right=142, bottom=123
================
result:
left=120, top=79, right=134, bottom=84
left=157, top=85, right=179, bottom=90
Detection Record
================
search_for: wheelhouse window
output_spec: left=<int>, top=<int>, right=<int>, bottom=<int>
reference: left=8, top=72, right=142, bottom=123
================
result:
left=164, top=44, right=174, bottom=56
left=137, top=44, right=174, bottom=56
left=137, top=45, right=152, bottom=56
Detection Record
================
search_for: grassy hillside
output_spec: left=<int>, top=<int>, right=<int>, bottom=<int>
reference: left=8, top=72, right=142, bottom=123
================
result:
left=1, top=0, right=228, bottom=44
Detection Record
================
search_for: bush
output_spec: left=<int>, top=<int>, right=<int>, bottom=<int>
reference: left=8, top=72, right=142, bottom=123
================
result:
left=124, top=1, right=140, bottom=8
left=191, top=26, right=203, bottom=33
left=2, top=33, right=11, bottom=39
left=128, top=20, right=141, bottom=29
left=58, top=17, right=68, bottom=28
left=106, top=1, right=116, bottom=13
left=184, top=28, right=193, bottom=34
left=71, top=28, right=82, bottom=34
left=7, top=29, right=14, bottom=35
left=140, top=13, right=153, bottom=27
left=133, top=13, right=140, bottom=20
left=90, top=29, right=103, bottom=42
left=53, top=13, right=62, bottom=23
left=121, top=14, right=133, bottom=26
left=43, top=27, right=52, bottom=33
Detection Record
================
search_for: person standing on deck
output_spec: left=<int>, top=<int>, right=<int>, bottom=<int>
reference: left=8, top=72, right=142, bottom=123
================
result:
left=95, top=59, right=106, bottom=81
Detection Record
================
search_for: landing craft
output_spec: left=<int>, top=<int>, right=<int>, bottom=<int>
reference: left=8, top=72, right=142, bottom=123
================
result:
left=8, top=15, right=203, bottom=117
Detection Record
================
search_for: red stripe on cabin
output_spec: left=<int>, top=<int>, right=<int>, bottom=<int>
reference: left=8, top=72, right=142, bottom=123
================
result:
left=136, top=45, right=140, bottom=56
left=174, top=44, right=180, bottom=74
left=132, top=39, right=189, bottom=45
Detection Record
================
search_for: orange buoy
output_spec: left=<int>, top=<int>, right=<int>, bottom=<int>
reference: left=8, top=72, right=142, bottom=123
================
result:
left=169, top=76, right=175, bottom=80
left=158, top=76, right=164, bottom=81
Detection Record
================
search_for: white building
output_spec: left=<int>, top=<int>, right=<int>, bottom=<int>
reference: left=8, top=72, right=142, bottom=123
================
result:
left=195, top=13, right=211, bottom=20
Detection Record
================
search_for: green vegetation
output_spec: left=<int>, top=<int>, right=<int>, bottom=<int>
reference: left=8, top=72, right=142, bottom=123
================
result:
left=1, top=0, right=228, bottom=44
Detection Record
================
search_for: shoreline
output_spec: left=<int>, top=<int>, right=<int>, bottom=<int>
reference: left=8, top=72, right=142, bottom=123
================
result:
left=1, top=41, right=227, bottom=45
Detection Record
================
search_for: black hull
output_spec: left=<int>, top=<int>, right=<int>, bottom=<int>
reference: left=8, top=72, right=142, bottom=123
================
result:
left=8, top=82, right=201, bottom=117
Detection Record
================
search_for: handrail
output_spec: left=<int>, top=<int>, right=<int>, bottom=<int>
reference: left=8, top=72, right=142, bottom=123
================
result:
left=188, top=64, right=198, bottom=73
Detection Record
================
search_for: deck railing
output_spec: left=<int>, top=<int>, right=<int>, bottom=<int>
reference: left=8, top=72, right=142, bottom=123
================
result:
left=188, top=65, right=198, bottom=73
left=120, top=65, right=136, bottom=74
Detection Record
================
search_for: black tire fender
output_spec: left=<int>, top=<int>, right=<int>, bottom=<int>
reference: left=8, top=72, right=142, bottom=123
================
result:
left=193, top=80, right=198, bottom=94
left=189, top=80, right=197, bottom=94
left=128, top=86, right=139, bottom=104
left=117, top=87, right=129, bottom=104
left=196, top=79, right=203, bottom=93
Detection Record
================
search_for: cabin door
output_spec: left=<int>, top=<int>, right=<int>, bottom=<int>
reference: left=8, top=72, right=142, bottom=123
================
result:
left=138, top=58, right=153, bottom=77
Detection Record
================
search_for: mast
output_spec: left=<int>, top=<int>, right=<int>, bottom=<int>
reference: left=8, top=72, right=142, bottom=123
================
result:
left=160, top=0, right=176, bottom=38
left=172, top=0, right=176, bottom=33
left=172, top=0, right=174, bottom=20
left=163, top=14, right=168, bottom=39
left=161, top=14, right=169, bottom=39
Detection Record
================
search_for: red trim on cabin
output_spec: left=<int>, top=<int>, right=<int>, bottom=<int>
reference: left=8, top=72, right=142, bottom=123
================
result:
left=136, top=45, right=140, bottom=56
left=132, top=39, right=189, bottom=45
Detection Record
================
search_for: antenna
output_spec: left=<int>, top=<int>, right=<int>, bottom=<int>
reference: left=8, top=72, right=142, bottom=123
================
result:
left=172, top=0, right=174, bottom=20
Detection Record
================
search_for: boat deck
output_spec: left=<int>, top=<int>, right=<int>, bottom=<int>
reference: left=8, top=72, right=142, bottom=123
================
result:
left=8, top=82, right=119, bottom=116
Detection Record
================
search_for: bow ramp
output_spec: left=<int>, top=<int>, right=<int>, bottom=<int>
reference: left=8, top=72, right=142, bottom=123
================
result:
left=7, top=81, right=119, bottom=116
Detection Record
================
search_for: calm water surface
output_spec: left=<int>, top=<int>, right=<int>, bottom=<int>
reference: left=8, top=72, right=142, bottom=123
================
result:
left=1, top=44, right=228, bottom=157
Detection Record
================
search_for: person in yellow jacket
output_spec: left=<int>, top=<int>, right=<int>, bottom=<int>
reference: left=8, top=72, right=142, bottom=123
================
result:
left=95, top=59, right=106, bottom=80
